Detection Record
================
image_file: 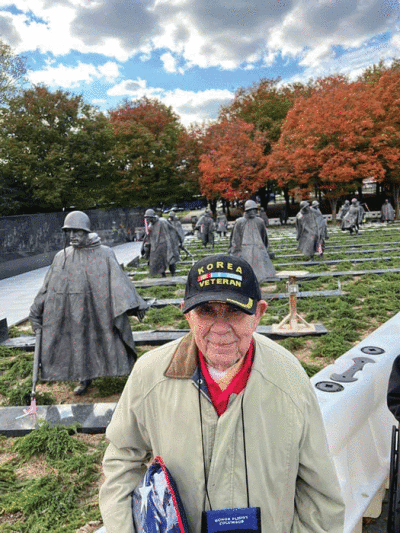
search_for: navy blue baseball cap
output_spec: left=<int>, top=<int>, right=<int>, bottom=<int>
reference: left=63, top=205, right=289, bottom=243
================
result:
left=182, top=254, right=261, bottom=315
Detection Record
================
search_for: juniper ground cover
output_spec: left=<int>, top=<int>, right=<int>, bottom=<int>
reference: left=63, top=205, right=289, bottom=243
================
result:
left=1, top=219, right=400, bottom=531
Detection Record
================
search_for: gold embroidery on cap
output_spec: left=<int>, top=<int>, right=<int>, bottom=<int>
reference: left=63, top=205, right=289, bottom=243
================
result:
left=226, top=297, right=253, bottom=309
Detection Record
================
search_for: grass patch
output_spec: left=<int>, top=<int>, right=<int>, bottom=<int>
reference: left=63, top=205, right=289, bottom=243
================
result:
left=95, top=376, right=128, bottom=397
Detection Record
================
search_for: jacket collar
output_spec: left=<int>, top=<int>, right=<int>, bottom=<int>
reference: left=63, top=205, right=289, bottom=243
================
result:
left=164, top=332, right=199, bottom=379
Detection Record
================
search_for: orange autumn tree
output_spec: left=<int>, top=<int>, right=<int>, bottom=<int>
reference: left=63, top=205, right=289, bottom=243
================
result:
left=220, top=79, right=310, bottom=209
left=265, top=76, right=385, bottom=220
left=365, top=62, right=400, bottom=217
left=198, top=119, right=268, bottom=203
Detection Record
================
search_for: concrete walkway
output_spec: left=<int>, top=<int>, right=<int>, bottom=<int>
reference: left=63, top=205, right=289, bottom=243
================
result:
left=0, top=242, right=142, bottom=327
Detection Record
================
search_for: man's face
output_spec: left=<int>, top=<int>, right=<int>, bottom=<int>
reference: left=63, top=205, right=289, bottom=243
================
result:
left=67, top=229, right=88, bottom=247
left=184, top=301, right=267, bottom=371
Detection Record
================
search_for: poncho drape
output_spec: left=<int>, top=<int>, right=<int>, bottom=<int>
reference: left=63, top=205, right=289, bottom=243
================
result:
left=229, top=216, right=275, bottom=282
left=29, top=234, right=147, bottom=381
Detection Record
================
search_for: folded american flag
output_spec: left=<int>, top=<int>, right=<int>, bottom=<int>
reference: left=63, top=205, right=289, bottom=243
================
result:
left=132, top=456, right=190, bottom=533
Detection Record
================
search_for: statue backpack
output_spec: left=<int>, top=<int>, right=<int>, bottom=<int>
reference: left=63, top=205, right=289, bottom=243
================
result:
left=132, top=456, right=190, bottom=533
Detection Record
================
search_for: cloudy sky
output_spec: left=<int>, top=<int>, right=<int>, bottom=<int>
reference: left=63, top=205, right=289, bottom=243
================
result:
left=1, top=0, right=399, bottom=126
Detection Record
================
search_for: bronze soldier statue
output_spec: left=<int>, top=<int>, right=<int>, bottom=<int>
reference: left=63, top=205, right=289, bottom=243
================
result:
left=29, top=211, right=147, bottom=395
left=229, top=200, right=275, bottom=282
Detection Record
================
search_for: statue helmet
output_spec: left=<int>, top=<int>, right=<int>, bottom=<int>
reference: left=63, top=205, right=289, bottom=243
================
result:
left=62, top=211, right=91, bottom=232
left=244, top=200, right=258, bottom=211
left=144, top=208, right=156, bottom=218
left=351, top=198, right=358, bottom=204
left=344, top=199, right=350, bottom=204
left=311, top=200, right=319, bottom=207
left=299, top=200, right=309, bottom=209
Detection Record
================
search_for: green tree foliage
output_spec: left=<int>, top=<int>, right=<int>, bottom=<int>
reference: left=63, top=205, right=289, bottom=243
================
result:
left=221, top=78, right=308, bottom=150
left=176, top=124, right=205, bottom=198
left=109, top=97, right=188, bottom=208
left=0, top=86, right=116, bottom=214
left=0, top=40, right=27, bottom=105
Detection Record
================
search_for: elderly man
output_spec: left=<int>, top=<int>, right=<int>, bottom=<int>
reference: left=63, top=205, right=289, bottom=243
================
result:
left=229, top=199, right=275, bottom=282
left=99, top=254, right=345, bottom=533
left=141, top=208, right=182, bottom=276
left=29, top=211, right=147, bottom=395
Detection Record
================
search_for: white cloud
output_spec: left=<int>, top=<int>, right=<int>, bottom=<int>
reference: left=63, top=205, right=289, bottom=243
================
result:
left=282, top=38, right=400, bottom=86
left=107, top=79, right=234, bottom=126
left=160, top=52, right=184, bottom=74
left=2, top=0, right=397, bottom=72
left=107, top=78, right=164, bottom=100
left=391, top=32, right=400, bottom=51
left=163, top=88, right=234, bottom=126
left=92, top=98, right=107, bottom=106
left=1, top=0, right=399, bottom=125
left=27, top=61, right=121, bottom=88
left=98, top=61, right=121, bottom=83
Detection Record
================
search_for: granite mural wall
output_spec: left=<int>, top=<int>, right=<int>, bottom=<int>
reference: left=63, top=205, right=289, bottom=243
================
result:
left=0, top=207, right=145, bottom=279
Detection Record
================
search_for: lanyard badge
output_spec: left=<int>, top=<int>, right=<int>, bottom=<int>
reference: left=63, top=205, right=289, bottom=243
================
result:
left=198, top=376, right=262, bottom=533
left=202, top=507, right=261, bottom=533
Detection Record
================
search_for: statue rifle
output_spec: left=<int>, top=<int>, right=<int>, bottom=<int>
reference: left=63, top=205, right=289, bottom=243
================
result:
left=180, top=244, right=195, bottom=265
left=17, top=329, right=41, bottom=418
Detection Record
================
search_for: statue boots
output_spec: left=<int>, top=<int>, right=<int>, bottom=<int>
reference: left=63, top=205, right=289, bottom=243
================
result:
left=74, top=379, right=92, bottom=395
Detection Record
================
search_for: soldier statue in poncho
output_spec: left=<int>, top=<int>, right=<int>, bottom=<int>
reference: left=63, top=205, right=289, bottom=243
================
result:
left=296, top=201, right=326, bottom=259
left=141, top=209, right=182, bottom=276
left=228, top=199, right=276, bottom=282
left=341, top=198, right=361, bottom=234
left=337, top=199, right=350, bottom=222
left=195, top=208, right=215, bottom=247
left=29, top=211, right=148, bottom=395
left=381, top=199, right=395, bottom=223
left=311, top=200, right=329, bottom=247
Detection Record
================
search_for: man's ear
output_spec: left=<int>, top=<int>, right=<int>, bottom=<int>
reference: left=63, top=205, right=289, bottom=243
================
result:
left=254, top=300, right=267, bottom=322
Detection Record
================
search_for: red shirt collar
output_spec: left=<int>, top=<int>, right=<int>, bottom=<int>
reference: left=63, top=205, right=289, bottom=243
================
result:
left=198, top=340, right=255, bottom=416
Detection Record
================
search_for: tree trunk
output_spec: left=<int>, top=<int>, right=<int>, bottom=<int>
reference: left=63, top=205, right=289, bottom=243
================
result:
left=283, top=187, right=290, bottom=215
left=209, top=199, right=217, bottom=216
left=223, top=199, right=231, bottom=219
left=394, top=183, right=400, bottom=220
left=258, top=185, right=272, bottom=210
left=328, top=198, right=338, bottom=224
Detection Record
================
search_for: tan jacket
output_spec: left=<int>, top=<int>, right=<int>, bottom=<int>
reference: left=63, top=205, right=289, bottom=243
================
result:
left=99, top=332, right=344, bottom=533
